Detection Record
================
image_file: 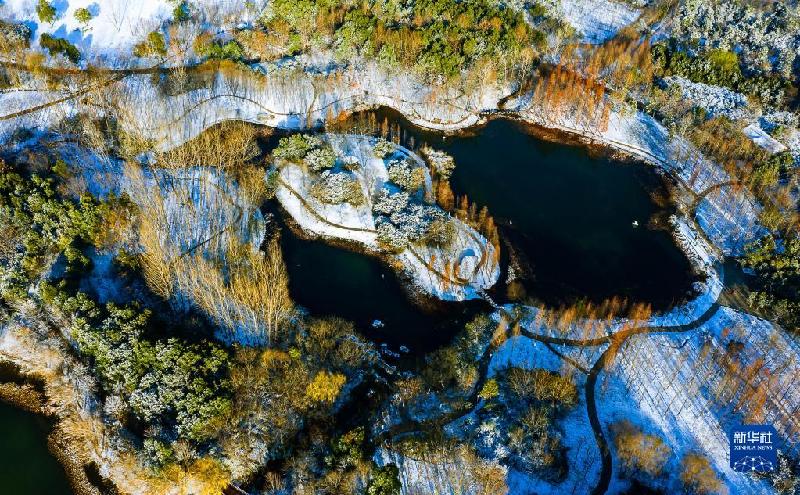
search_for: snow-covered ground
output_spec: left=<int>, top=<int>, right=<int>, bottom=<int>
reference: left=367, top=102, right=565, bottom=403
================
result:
left=607, top=306, right=800, bottom=493
left=743, top=123, right=789, bottom=154
left=275, top=135, right=501, bottom=302
left=663, top=78, right=795, bottom=157
left=479, top=301, right=799, bottom=495
left=554, top=0, right=641, bottom=44
left=490, top=336, right=602, bottom=495
left=0, top=0, right=172, bottom=63
left=665, top=76, right=750, bottom=121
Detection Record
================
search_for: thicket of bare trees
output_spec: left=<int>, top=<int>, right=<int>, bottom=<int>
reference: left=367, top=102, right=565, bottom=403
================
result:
left=530, top=34, right=654, bottom=131
left=187, top=238, right=293, bottom=346
left=127, top=157, right=293, bottom=345
left=155, top=120, right=262, bottom=170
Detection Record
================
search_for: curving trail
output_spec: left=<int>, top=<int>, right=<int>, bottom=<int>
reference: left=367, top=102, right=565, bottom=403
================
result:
left=582, top=299, right=722, bottom=494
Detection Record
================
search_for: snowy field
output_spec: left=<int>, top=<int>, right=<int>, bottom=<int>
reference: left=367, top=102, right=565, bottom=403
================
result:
left=0, top=0, right=172, bottom=63
left=556, top=0, right=641, bottom=44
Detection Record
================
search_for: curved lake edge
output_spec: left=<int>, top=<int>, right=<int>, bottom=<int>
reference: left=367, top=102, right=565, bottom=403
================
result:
left=436, top=113, right=724, bottom=331
left=256, top=109, right=726, bottom=378
left=462, top=114, right=707, bottom=307
left=0, top=360, right=107, bottom=495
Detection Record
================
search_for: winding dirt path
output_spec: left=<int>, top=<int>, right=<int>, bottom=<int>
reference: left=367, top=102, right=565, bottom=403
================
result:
left=583, top=299, right=722, bottom=495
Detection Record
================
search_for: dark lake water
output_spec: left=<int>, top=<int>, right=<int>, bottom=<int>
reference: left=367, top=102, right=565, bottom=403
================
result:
left=429, top=118, right=695, bottom=309
left=0, top=401, right=72, bottom=495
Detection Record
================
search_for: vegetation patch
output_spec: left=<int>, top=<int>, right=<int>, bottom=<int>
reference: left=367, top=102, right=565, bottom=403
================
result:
left=252, top=0, right=536, bottom=82
left=39, top=34, right=81, bottom=64
left=652, top=41, right=792, bottom=107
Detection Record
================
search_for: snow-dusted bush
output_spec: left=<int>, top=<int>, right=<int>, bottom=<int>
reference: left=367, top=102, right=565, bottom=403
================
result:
left=274, top=134, right=321, bottom=162
left=390, top=203, right=450, bottom=245
left=304, top=146, right=337, bottom=172
left=372, top=138, right=395, bottom=159
left=387, top=160, right=426, bottom=192
left=421, top=217, right=456, bottom=247
left=373, top=186, right=453, bottom=249
left=0, top=20, right=32, bottom=49
left=422, top=147, right=456, bottom=179
left=342, top=155, right=361, bottom=171
left=372, top=189, right=409, bottom=216
left=673, top=2, right=800, bottom=81
left=310, top=171, right=364, bottom=205
left=376, top=219, right=409, bottom=252
left=388, top=204, right=431, bottom=242
left=761, top=111, right=799, bottom=131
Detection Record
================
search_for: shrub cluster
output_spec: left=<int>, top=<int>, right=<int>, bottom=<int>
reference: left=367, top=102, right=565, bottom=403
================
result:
left=387, top=159, right=426, bottom=192
left=74, top=7, right=93, bottom=25
left=195, top=35, right=245, bottom=61
left=258, top=0, right=536, bottom=82
left=610, top=420, right=671, bottom=477
left=43, top=286, right=233, bottom=443
left=0, top=163, right=130, bottom=300
left=741, top=233, right=800, bottom=333
left=36, top=0, right=56, bottom=24
left=133, top=31, right=167, bottom=58
left=274, top=134, right=322, bottom=162
left=310, top=170, right=364, bottom=206
left=40, top=34, right=81, bottom=63
left=373, top=189, right=453, bottom=251
left=672, top=2, right=799, bottom=82
left=304, top=146, right=337, bottom=172
left=492, top=366, right=578, bottom=476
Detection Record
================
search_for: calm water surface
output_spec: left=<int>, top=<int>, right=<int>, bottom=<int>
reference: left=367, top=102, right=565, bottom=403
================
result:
left=438, top=118, right=695, bottom=309
left=274, top=210, right=485, bottom=355
left=0, top=401, right=72, bottom=495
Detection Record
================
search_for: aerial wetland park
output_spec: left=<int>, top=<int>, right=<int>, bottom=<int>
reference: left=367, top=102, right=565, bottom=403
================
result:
left=0, top=0, right=799, bottom=494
